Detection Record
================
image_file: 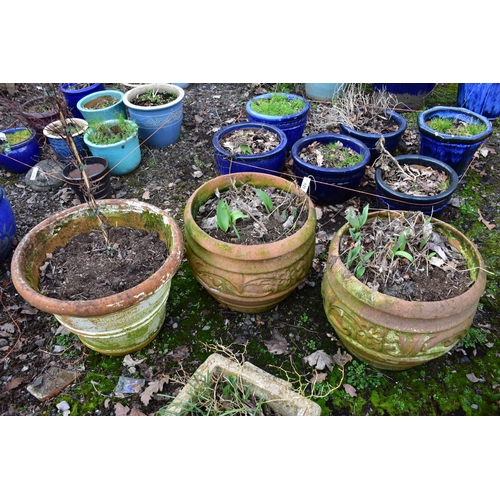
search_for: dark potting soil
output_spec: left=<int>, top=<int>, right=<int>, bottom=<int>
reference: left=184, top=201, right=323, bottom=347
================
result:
left=66, top=162, right=105, bottom=179
left=352, top=111, right=400, bottom=134
left=220, top=128, right=281, bottom=155
left=38, top=226, right=168, bottom=301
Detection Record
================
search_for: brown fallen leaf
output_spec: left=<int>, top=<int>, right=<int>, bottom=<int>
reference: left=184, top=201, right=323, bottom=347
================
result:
left=114, top=402, right=130, bottom=416
left=5, top=377, right=24, bottom=391
left=264, top=332, right=288, bottom=355
left=304, top=350, right=334, bottom=371
left=142, top=190, right=150, bottom=200
left=343, top=383, right=357, bottom=397
left=477, top=209, right=496, bottom=231
left=140, top=377, right=170, bottom=406
left=310, top=372, right=327, bottom=384
left=466, top=373, right=485, bottom=383
left=332, top=348, right=353, bottom=367
left=129, top=408, right=147, bottom=416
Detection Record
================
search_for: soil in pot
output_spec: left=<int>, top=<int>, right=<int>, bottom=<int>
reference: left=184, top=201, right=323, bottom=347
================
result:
left=38, top=226, right=168, bottom=301
left=219, top=128, right=281, bottom=155
left=131, top=89, right=177, bottom=107
left=83, top=96, right=119, bottom=110
left=196, top=180, right=309, bottom=245
left=297, top=140, right=363, bottom=169
left=350, top=108, right=400, bottom=134
left=341, top=208, right=474, bottom=301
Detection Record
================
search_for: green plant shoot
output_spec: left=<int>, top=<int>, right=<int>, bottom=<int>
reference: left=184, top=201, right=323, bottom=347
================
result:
left=256, top=189, right=273, bottom=213
left=216, top=199, right=248, bottom=240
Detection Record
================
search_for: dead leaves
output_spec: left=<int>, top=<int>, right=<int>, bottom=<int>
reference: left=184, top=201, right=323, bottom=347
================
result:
left=140, top=377, right=170, bottom=406
left=304, top=350, right=334, bottom=371
left=477, top=209, right=496, bottom=230
left=264, top=332, right=289, bottom=355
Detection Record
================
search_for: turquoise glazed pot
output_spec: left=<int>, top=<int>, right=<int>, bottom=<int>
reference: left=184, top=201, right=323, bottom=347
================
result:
left=76, top=90, right=126, bottom=123
left=213, top=122, right=287, bottom=175
left=291, top=133, right=370, bottom=205
left=0, top=127, right=41, bottom=174
left=418, top=106, right=493, bottom=178
left=457, top=83, right=500, bottom=120
left=123, top=84, right=185, bottom=148
left=246, top=93, right=310, bottom=151
left=0, top=185, right=16, bottom=262
left=58, top=83, right=105, bottom=119
left=305, top=83, right=345, bottom=101
left=84, top=119, right=141, bottom=176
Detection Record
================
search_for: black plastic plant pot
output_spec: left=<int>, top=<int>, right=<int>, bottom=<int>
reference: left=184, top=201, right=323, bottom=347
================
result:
left=375, top=154, right=459, bottom=214
left=62, top=156, right=112, bottom=203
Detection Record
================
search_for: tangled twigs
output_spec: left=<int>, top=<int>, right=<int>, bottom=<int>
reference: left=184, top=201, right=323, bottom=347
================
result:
left=0, top=282, right=23, bottom=363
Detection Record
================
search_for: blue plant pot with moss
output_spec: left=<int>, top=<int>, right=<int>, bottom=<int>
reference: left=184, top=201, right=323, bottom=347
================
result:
left=213, top=122, right=287, bottom=175
left=0, top=127, right=41, bottom=174
left=0, top=185, right=16, bottom=262
left=457, top=83, right=500, bottom=119
left=76, top=90, right=126, bottom=124
left=59, top=84, right=105, bottom=119
left=246, top=93, right=310, bottom=151
left=375, top=154, right=459, bottom=214
left=417, top=106, right=493, bottom=178
left=291, top=133, right=371, bottom=205
left=339, top=109, right=407, bottom=159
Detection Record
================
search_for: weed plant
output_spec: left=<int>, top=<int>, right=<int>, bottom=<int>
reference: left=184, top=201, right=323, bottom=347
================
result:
left=86, top=116, right=138, bottom=145
left=427, top=117, right=487, bottom=136
left=251, top=93, right=305, bottom=116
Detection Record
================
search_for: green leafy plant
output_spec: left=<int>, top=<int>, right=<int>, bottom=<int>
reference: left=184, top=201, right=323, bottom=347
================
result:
left=346, top=360, right=385, bottom=390
left=344, top=204, right=373, bottom=278
left=323, top=141, right=363, bottom=168
left=256, top=189, right=273, bottom=213
left=135, top=88, right=176, bottom=106
left=250, top=93, right=305, bottom=117
left=427, top=117, right=487, bottom=136
left=86, top=116, right=138, bottom=145
left=389, top=229, right=414, bottom=262
left=460, top=327, right=489, bottom=349
left=216, top=199, right=249, bottom=240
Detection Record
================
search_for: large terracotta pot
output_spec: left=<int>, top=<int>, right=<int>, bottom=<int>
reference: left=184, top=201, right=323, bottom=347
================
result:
left=321, top=211, right=487, bottom=371
left=184, top=172, right=317, bottom=313
left=11, top=199, right=184, bottom=356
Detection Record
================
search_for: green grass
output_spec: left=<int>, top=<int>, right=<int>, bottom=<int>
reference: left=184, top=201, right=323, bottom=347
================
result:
left=251, top=93, right=305, bottom=116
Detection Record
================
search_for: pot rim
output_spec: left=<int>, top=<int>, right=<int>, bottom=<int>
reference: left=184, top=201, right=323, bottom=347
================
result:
left=246, top=92, right=310, bottom=120
left=83, top=119, right=138, bottom=148
left=329, top=209, right=487, bottom=312
left=184, top=172, right=316, bottom=256
left=76, top=89, right=125, bottom=113
left=375, top=154, right=459, bottom=202
left=1, top=127, right=37, bottom=149
left=122, top=83, right=185, bottom=111
left=58, top=83, right=103, bottom=95
left=43, top=118, right=88, bottom=139
left=417, top=106, right=493, bottom=144
left=10, top=199, right=184, bottom=316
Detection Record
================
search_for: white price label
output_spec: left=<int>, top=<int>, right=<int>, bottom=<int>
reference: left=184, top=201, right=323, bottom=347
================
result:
left=300, top=176, right=311, bottom=193
left=30, top=167, right=39, bottom=180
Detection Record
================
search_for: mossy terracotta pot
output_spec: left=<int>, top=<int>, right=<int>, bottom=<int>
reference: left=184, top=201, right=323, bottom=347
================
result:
left=321, top=211, right=487, bottom=371
left=184, top=172, right=317, bottom=313
left=11, top=199, right=184, bottom=356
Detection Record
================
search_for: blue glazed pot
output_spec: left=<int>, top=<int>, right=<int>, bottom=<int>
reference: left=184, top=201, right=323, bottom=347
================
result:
left=0, top=127, right=41, bottom=174
left=58, top=83, right=105, bottom=119
left=339, top=109, right=407, bottom=159
left=213, top=122, right=287, bottom=176
left=305, top=83, right=345, bottom=101
left=84, top=119, right=141, bottom=176
left=373, top=83, right=435, bottom=109
left=375, top=154, right=459, bottom=214
left=246, top=93, right=310, bottom=151
left=417, top=106, right=493, bottom=178
left=123, top=84, right=185, bottom=148
left=76, top=90, right=126, bottom=124
left=43, top=119, right=89, bottom=163
left=457, top=83, right=500, bottom=120
left=0, top=185, right=16, bottom=262
left=291, top=133, right=371, bottom=205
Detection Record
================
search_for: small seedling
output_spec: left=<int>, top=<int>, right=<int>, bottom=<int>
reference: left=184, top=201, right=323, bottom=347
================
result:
left=390, top=229, right=414, bottom=262
left=216, top=199, right=249, bottom=240
left=345, top=204, right=369, bottom=241
left=256, top=189, right=273, bottom=213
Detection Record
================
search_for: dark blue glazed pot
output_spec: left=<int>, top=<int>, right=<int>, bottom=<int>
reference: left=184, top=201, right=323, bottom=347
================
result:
left=375, top=154, right=459, bottom=214
left=417, top=106, right=493, bottom=178
left=0, top=127, right=41, bottom=174
left=43, top=118, right=89, bottom=163
left=0, top=185, right=16, bottom=262
left=291, top=133, right=371, bottom=205
left=373, top=83, right=435, bottom=109
left=246, top=93, right=309, bottom=151
left=58, top=83, right=105, bottom=119
left=457, top=83, right=500, bottom=120
left=213, top=122, right=287, bottom=176
left=339, top=109, right=407, bottom=159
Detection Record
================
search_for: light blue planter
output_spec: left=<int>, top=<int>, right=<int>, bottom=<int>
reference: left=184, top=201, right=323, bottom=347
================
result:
left=76, top=90, right=126, bottom=124
left=457, top=83, right=500, bottom=120
left=84, top=119, right=141, bottom=176
left=0, top=185, right=16, bottom=262
left=123, top=84, right=185, bottom=148
left=305, top=83, right=345, bottom=101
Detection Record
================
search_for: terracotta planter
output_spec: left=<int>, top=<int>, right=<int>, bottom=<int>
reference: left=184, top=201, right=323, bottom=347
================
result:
left=184, top=172, right=317, bottom=313
left=11, top=199, right=184, bottom=356
left=321, top=211, right=487, bottom=371
left=160, top=353, right=321, bottom=416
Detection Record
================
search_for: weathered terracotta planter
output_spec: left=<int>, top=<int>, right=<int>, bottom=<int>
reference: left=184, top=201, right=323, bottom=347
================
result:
left=11, top=200, right=184, bottom=356
left=184, top=172, right=317, bottom=313
left=321, top=211, right=487, bottom=371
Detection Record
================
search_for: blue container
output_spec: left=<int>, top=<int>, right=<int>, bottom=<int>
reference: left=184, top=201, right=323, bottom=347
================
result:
left=59, top=83, right=105, bottom=119
left=213, top=122, right=287, bottom=176
left=375, top=155, right=459, bottom=214
left=417, top=106, right=493, bottom=178
left=246, top=93, right=310, bottom=151
left=339, top=109, right=407, bottom=159
left=457, top=83, right=500, bottom=120
left=291, top=133, right=371, bottom=205
left=305, top=83, right=345, bottom=101
left=76, top=90, right=126, bottom=124
left=123, top=84, right=185, bottom=148
left=0, top=127, right=41, bottom=173
left=43, top=119, right=89, bottom=163
left=0, top=185, right=16, bottom=262
left=84, top=119, right=141, bottom=176
left=373, top=83, right=435, bottom=109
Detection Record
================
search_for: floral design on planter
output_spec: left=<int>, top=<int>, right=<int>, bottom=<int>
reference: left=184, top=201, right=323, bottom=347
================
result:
left=140, top=108, right=183, bottom=127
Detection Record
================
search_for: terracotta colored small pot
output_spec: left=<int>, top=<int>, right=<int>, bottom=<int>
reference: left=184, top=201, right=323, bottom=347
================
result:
left=184, top=172, right=317, bottom=313
left=321, top=211, right=487, bottom=371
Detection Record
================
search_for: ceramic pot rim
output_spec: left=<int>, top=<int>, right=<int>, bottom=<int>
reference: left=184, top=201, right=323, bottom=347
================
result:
left=76, top=89, right=125, bottom=113
left=1, top=127, right=37, bottom=149
left=246, top=92, right=310, bottom=121
left=123, top=83, right=185, bottom=111
left=43, top=118, right=88, bottom=139
left=83, top=119, right=138, bottom=148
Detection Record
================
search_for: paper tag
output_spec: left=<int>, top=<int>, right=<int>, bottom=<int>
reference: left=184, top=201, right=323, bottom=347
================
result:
left=30, top=166, right=39, bottom=180
left=300, top=176, right=311, bottom=193
left=0, top=132, right=7, bottom=142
